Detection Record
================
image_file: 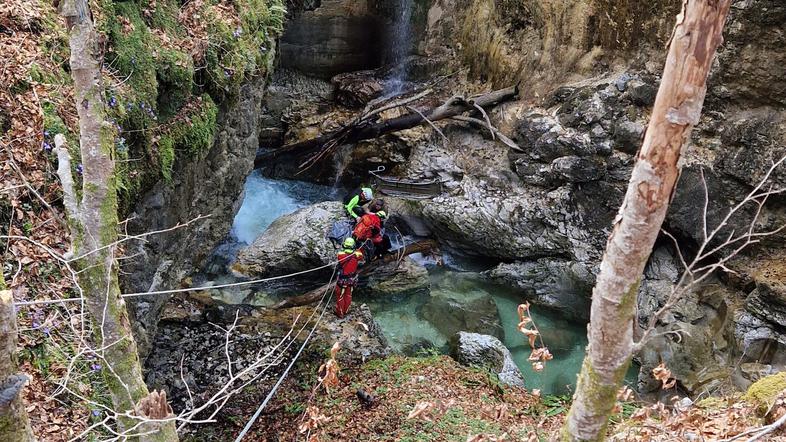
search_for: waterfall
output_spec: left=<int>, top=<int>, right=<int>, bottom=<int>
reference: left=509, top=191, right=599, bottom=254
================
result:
left=386, top=0, right=414, bottom=95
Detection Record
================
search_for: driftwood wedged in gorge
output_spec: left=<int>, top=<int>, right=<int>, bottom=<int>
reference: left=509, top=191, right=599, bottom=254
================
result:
left=253, top=86, right=519, bottom=169
left=271, top=240, right=438, bottom=309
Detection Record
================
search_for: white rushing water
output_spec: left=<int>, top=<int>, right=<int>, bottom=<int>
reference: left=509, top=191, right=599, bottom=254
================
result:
left=385, top=0, right=414, bottom=95
left=230, top=171, right=337, bottom=244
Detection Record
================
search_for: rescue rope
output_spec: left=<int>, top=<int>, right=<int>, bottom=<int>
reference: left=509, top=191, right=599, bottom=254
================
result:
left=12, top=258, right=348, bottom=307
left=233, top=269, right=339, bottom=441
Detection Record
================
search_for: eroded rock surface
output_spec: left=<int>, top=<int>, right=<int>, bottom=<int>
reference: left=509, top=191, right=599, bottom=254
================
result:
left=451, top=332, right=525, bottom=388
left=233, top=201, right=344, bottom=278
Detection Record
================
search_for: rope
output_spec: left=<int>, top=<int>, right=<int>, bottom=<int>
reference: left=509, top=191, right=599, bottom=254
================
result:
left=233, top=270, right=337, bottom=441
left=12, top=259, right=344, bottom=307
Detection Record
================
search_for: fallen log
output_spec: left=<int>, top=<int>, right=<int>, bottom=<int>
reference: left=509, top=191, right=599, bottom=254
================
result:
left=271, top=239, right=438, bottom=309
left=254, top=85, right=519, bottom=169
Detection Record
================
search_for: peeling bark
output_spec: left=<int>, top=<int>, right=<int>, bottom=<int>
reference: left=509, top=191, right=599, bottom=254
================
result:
left=0, top=281, right=35, bottom=442
left=58, top=1, right=178, bottom=440
left=561, top=1, right=732, bottom=440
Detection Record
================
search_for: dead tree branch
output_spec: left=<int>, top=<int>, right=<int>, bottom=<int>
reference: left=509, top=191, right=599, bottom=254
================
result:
left=253, top=86, right=519, bottom=169
left=449, top=116, right=523, bottom=152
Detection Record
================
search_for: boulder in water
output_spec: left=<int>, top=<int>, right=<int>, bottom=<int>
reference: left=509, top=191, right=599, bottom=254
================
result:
left=451, top=332, right=525, bottom=388
left=233, top=201, right=344, bottom=278
left=484, top=258, right=594, bottom=322
left=422, top=281, right=504, bottom=340
left=359, top=257, right=430, bottom=297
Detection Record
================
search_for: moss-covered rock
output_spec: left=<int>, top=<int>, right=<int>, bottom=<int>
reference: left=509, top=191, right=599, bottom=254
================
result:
left=743, top=372, right=786, bottom=413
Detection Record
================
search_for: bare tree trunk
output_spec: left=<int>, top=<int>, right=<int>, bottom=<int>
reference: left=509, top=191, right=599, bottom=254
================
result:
left=0, top=278, right=35, bottom=442
left=561, top=1, right=731, bottom=440
left=57, top=1, right=177, bottom=440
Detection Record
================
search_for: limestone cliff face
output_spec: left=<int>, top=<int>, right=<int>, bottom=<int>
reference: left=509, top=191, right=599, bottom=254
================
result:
left=422, top=0, right=785, bottom=105
left=122, top=75, right=271, bottom=357
left=279, top=0, right=385, bottom=77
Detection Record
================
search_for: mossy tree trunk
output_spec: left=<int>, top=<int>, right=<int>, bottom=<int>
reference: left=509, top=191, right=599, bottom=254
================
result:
left=57, top=1, right=178, bottom=440
left=561, top=1, right=731, bottom=440
left=0, top=277, right=35, bottom=442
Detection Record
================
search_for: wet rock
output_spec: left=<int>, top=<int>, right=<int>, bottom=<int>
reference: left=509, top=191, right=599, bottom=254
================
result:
left=233, top=201, right=343, bottom=278
left=332, top=70, right=384, bottom=107
left=312, top=303, right=392, bottom=364
left=627, top=79, right=658, bottom=106
left=484, top=259, right=594, bottom=322
left=422, top=284, right=504, bottom=340
left=516, top=115, right=600, bottom=162
left=511, top=161, right=557, bottom=187
left=551, top=155, right=606, bottom=183
left=741, top=251, right=786, bottom=329
left=738, top=362, right=773, bottom=384
left=338, top=135, right=412, bottom=185
left=278, top=0, right=385, bottom=78
left=360, top=257, right=430, bottom=297
left=636, top=248, right=741, bottom=395
left=418, top=178, right=570, bottom=260
left=667, top=166, right=763, bottom=248
left=734, top=310, right=786, bottom=368
left=144, top=316, right=291, bottom=411
left=145, top=297, right=390, bottom=410
left=451, top=332, right=525, bottom=388
left=123, top=74, right=272, bottom=358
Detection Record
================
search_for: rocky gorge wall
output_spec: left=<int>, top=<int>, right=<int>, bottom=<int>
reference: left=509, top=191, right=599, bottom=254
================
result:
left=123, top=75, right=272, bottom=356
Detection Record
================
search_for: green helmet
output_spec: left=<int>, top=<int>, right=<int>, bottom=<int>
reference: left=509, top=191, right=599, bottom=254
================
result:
left=342, top=237, right=356, bottom=249
left=376, top=210, right=387, bottom=220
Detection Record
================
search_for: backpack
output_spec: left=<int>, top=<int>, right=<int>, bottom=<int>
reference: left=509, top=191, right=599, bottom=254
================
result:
left=327, top=219, right=355, bottom=247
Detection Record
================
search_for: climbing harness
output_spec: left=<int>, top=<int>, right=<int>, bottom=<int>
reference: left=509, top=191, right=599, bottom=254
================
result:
left=368, top=166, right=444, bottom=199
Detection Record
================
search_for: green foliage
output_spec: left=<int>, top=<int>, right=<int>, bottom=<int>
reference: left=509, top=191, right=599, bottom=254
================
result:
left=46, top=0, right=285, bottom=213
left=156, top=47, right=195, bottom=118
left=364, top=354, right=443, bottom=386
left=147, top=0, right=182, bottom=34
left=609, top=400, right=638, bottom=424
left=103, top=1, right=158, bottom=107
left=400, top=407, right=503, bottom=442
left=42, top=101, right=69, bottom=140
left=284, top=402, right=305, bottom=415
left=541, top=394, right=570, bottom=417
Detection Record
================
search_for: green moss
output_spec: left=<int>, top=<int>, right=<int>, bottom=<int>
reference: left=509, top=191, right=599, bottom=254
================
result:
left=42, top=101, right=69, bottom=138
left=158, top=136, right=176, bottom=182
left=103, top=1, right=158, bottom=108
left=147, top=0, right=182, bottom=35
left=156, top=47, right=195, bottom=118
left=744, top=372, right=786, bottom=413
left=562, top=355, right=632, bottom=442
left=695, top=396, right=728, bottom=410
left=203, top=0, right=285, bottom=99
left=157, top=94, right=218, bottom=181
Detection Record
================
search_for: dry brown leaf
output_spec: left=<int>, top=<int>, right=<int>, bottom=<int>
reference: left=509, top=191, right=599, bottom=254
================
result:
left=407, top=401, right=435, bottom=421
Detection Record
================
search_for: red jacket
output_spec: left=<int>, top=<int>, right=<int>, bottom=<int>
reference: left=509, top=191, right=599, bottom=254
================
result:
left=353, top=213, right=381, bottom=242
left=337, top=248, right=364, bottom=277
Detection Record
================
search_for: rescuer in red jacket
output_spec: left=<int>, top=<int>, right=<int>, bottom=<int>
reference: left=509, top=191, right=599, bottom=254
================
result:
left=335, top=237, right=365, bottom=318
left=352, top=211, right=382, bottom=244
